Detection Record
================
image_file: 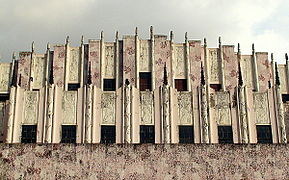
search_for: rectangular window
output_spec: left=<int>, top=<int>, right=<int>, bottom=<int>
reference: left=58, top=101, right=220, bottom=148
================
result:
left=210, top=84, right=222, bottom=92
left=0, top=94, right=9, bottom=102
left=140, top=72, right=152, bottom=91
left=101, top=125, right=116, bottom=144
left=175, top=79, right=187, bottom=91
left=103, top=79, right=116, bottom=91
left=218, top=126, right=233, bottom=144
left=21, top=125, right=37, bottom=143
left=256, top=125, right=273, bottom=143
left=282, top=94, right=289, bottom=103
left=140, top=125, right=155, bottom=143
left=68, top=83, right=80, bottom=91
left=179, top=126, right=194, bottom=143
left=61, top=125, right=76, bottom=143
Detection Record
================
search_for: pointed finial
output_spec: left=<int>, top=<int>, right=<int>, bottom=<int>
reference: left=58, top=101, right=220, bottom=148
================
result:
left=47, top=42, right=50, bottom=50
left=11, top=60, right=17, bottom=87
left=271, top=53, right=274, bottom=62
left=101, top=31, right=104, bottom=39
left=66, top=36, right=70, bottom=44
left=12, top=52, right=16, bottom=60
left=185, top=32, right=188, bottom=42
left=275, top=62, right=280, bottom=86
left=238, top=62, right=243, bottom=86
left=252, top=43, right=255, bottom=53
left=18, top=74, right=22, bottom=87
left=285, top=53, right=288, bottom=61
left=150, top=26, right=154, bottom=39
left=115, top=31, right=119, bottom=40
left=170, top=31, right=174, bottom=41
left=49, top=59, right=54, bottom=85
left=163, top=63, right=168, bottom=85
left=125, top=79, right=130, bottom=86
left=81, top=35, right=84, bottom=45
left=237, top=43, right=240, bottom=54
left=135, top=27, right=138, bottom=36
left=32, top=41, right=35, bottom=52
left=218, top=37, right=221, bottom=47
left=201, top=62, right=205, bottom=85
left=87, top=61, right=92, bottom=85
left=204, top=38, right=207, bottom=47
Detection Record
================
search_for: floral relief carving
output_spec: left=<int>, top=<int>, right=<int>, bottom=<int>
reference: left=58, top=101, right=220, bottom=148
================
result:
left=62, top=91, right=77, bottom=124
left=139, top=40, right=150, bottom=72
left=33, top=57, right=45, bottom=88
left=101, top=93, right=116, bottom=124
left=174, top=46, right=186, bottom=78
left=177, top=92, right=192, bottom=125
left=23, top=92, right=38, bottom=124
left=69, top=48, right=80, bottom=82
left=0, top=64, right=11, bottom=91
left=215, top=92, right=231, bottom=125
left=104, top=45, right=115, bottom=78
left=140, top=91, right=154, bottom=125
left=209, top=49, right=219, bottom=82
left=254, top=92, right=270, bottom=124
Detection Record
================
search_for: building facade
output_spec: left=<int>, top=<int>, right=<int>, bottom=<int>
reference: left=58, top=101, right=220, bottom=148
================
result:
left=0, top=27, right=288, bottom=144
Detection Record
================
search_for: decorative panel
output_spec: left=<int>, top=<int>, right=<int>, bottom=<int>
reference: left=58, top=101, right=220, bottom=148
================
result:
left=254, top=92, right=270, bottom=124
left=241, top=55, right=253, bottom=88
left=53, top=46, right=65, bottom=87
left=174, top=45, right=186, bottom=78
left=23, top=91, right=38, bottom=124
left=101, top=92, right=116, bottom=125
left=223, top=46, right=238, bottom=91
left=215, top=92, right=231, bottom=125
left=33, top=56, right=45, bottom=89
left=123, top=36, right=136, bottom=86
left=0, top=63, right=11, bottom=92
left=139, top=40, right=150, bottom=72
left=62, top=91, right=77, bottom=124
left=256, top=53, right=272, bottom=92
left=177, top=92, right=192, bottom=125
left=208, top=48, right=219, bottom=83
left=189, top=40, right=203, bottom=88
left=88, top=40, right=101, bottom=87
left=278, top=65, right=287, bottom=93
left=104, top=44, right=115, bottom=78
left=18, top=52, right=32, bottom=89
left=154, top=35, right=171, bottom=88
left=69, top=47, right=80, bottom=82
left=140, top=91, right=154, bottom=125
left=284, top=103, right=289, bottom=141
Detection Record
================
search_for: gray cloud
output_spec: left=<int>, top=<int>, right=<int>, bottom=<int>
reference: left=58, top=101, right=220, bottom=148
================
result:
left=0, top=0, right=288, bottom=63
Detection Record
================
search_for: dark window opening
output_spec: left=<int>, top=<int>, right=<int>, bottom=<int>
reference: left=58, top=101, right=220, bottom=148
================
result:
left=218, top=126, right=233, bottom=144
left=282, top=94, right=289, bottom=103
left=101, top=125, right=116, bottom=144
left=21, top=125, right=37, bottom=143
left=103, top=79, right=116, bottom=91
left=32, top=89, right=40, bottom=91
left=140, top=125, right=155, bottom=143
left=61, top=125, right=76, bottom=143
left=0, top=94, right=9, bottom=102
left=179, top=126, right=194, bottom=143
left=256, top=125, right=272, bottom=144
left=210, top=84, right=222, bottom=92
left=68, top=83, right=80, bottom=91
left=175, top=79, right=187, bottom=91
left=140, top=72, right=152, bottom=91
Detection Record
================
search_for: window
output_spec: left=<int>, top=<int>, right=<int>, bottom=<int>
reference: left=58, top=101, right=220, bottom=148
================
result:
left=68, top=83, right=80, bottom=91
left=103, top=79, right=116, bottom=91
left=21, top=125, right=37, bottom=143
left=101, top=125, right=116, bottom=143
left=179, top=126, right=194, bottom=143
left=256, top=125, right=272, bottom=143
left=210, top=84, right=222, bottom=92
left=175, top=79, right=187, bottom=91
left=61, top=125, right=76, bottom=143
left=218, top=126, right=233, bottom=144
left=0, top=94, right=9, bottom=102
left=140, top=125, right=155, bottom=143
left=140, top=72, right=152, bottom=91
left=282, top=94, right=289, bottom=103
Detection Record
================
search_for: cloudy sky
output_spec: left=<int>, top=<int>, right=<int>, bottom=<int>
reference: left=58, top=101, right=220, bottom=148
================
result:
left=0, top=0, right=288, bottom=63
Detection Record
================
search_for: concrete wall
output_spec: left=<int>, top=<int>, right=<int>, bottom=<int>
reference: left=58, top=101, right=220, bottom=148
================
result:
left=0, top=144, right=288, bottom=179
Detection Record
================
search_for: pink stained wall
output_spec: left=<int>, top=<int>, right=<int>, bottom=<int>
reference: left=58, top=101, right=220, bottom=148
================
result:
left=123, top=36, right=136, bottom=86
left=52, top=46, right=65, bottom=87
left=223, top=46, right=238, bottom=91
left=18, top=52, right=31, bottom=90
left=154, top=36, right=171, bottom=88
left=189, top=40, right=203, bottom=88
left=88, top=40, right=101, bottom=88
left=256, top=53, right=272, bottom=92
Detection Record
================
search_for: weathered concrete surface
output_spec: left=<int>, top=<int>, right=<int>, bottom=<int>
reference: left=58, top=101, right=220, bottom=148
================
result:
left=0, top=144, right=288, bottom=179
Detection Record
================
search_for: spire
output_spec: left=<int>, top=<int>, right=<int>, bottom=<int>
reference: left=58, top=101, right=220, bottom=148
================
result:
left=238, top=62, right=243, bottom=86
left=66, top=36, right=70, bottom=44
left=271, top=53, right=274, bottom=62
left=115, top=31, right=119, bottom=40
left=87, top=61, right=92, bottom=85
left=204, top=38, right=207, bottom=47
left=32, top=41, right=35, bottom=53
left=81, top=35, right=84, bottom=45
left=163, top=63, right=168, bottom=85
left=49, top=59, right=54, bottom=85
left=47, top=42, right=50, bottom=50
left=12, top=52, right=16, bottom=60
left=237, top=43, right=241, bottom=55
left=150, top=26, right=153, bottom=39
left=185, top=32, right=188, bottom=42
left=201, top=62, right=205, bottom=86
left=135, top=27, right=138, bottom=36
left=218, top=37, right=221, bottom=48
left=101, top=31, right=104, bottom=40
left=252, top=43, right=255, bottom=54
left=170, top=31, right=174, bottom=41
left=275, top=62, right=280, bottom=86
left=285, top=53, right=288, bottom=61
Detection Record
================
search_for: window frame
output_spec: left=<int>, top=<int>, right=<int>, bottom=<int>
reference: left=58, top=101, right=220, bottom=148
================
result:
left=218, top=126, right=233, bottom=144
left=174, top=79, right=188, bottom=91
left=103, top=79, right=116, bottom=91
left=100, top=125, right=116, bottom=144
left=256, top=125, right=273, bottom=144
left=21, top=125, right=37, bottom=143
left=140, top=125, right=155, bottom=144
left=139, top=72, right=152, bottom=91
left=61, top=125, right=77, bottom=143
left=179, top=125, right=194, bottom=144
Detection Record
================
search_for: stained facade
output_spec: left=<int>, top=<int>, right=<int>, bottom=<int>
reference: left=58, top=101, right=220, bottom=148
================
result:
left=0, top=27, right=288, bottom=144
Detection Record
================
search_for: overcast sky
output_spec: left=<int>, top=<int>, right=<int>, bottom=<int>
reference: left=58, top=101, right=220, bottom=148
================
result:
left=0, top=0, right=289, bottom=63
